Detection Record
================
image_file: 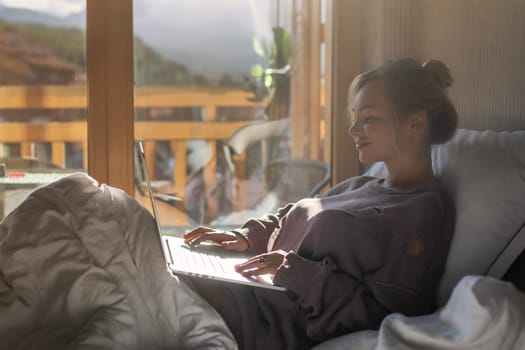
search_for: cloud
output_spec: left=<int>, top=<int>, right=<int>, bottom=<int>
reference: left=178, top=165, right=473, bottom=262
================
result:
left=2, top=0, right=85, bottom=17
left=132, top=0, right=272, bottom=73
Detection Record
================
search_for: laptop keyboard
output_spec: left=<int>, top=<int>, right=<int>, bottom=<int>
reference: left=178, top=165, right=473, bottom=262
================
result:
left=166, top=238, right=229, bottom=274
left=162, top=236, right=286, bottom=291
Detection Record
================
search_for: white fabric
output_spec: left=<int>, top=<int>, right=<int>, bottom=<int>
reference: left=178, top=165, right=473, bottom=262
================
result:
left=365, top=129, right=525, bottom=306
left=0, top=173, right=237, bottom=350
left=432, top=129, right=525, bottom=305
left=313, top=275, right=525, bottom=350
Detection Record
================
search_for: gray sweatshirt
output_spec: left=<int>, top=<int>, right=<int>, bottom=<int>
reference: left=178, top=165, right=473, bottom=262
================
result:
left=218, top=176, right=455, bottom=350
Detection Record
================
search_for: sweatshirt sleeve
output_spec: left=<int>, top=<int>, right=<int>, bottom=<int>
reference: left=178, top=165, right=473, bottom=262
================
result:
left=232, top=203, right=295, bottom=254
left=272, top=191, right=452, bottom=340
left=272, top=209, right=392, bottom=339
left=273, top=252, right=390, bottom=338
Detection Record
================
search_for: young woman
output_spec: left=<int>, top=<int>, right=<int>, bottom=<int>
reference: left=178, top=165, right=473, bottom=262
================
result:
left=183, top=57, right=458, bottom=349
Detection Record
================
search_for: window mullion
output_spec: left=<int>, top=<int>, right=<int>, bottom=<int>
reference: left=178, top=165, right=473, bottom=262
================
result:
left=87, top=0, right=134, bottom=194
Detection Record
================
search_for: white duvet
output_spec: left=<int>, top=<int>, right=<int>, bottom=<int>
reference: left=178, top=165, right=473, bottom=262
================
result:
left=0, top=173, right=237, bottom=350
left=314, top=274, right=525, bottom=350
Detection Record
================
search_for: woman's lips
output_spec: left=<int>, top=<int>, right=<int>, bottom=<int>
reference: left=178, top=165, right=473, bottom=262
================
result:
left=355, top=141, right=371, bottom=149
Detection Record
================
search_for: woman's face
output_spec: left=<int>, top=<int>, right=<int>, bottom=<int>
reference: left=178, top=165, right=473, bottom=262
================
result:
left=349, top=79, right=408, bottom=164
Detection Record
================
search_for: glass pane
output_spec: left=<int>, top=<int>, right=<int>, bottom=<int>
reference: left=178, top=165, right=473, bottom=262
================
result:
left=133, top=0, right=330, bottom=234
left=0, top=1, right=87, bottom=219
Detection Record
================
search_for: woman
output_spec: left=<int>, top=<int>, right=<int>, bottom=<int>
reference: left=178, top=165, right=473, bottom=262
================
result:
left=183, top=57, right=458, bottom=349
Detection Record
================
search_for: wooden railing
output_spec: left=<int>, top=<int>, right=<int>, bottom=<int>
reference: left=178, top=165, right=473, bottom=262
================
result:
left=0, top=85, right=264, bottom=197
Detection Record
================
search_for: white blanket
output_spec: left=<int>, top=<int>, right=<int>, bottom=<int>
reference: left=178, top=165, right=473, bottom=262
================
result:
left=314, top=275, right=525, bottom=350
left=0, top=173, right=237, bottom=350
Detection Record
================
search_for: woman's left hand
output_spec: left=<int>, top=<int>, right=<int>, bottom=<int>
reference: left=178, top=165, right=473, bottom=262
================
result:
left=234, top=250, right=288, bottom=277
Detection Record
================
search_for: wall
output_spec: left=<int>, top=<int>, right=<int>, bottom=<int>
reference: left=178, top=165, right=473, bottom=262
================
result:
left=332, top=0, right=525, bottom=181
left=415, top=0, right=525, bottom=131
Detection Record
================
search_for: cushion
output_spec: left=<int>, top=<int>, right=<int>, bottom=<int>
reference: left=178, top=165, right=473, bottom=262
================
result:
left=366, top=129, right=525, bottom=306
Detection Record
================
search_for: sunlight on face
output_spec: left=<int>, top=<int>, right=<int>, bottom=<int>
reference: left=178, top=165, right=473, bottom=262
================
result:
left=349, top=79, right=402, bottom=164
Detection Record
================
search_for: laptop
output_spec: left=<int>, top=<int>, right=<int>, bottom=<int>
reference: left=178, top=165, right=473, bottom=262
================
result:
left=136, top=141, right=286, bottom=291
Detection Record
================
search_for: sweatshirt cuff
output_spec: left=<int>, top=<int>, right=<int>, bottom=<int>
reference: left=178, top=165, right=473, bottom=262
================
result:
left=230, top=227, right=249, bottom=240
left=273, top=252, right=328, bottom=295
left=235, top=222, right=270, bottom=254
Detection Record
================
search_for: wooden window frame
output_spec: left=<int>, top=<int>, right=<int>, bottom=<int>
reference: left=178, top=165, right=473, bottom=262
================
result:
left=85, top=0, right=351, bottom=194
left=86, top=0, right=134, bottom=194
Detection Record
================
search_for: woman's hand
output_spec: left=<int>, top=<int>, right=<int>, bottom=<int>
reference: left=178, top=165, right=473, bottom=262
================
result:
left=182, top=226, right=249, bottom=252
left=234, top=250, right=288, bottom=277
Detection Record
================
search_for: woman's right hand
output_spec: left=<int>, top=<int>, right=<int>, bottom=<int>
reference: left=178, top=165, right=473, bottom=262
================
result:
left=182, top=226, right=249, bottom=252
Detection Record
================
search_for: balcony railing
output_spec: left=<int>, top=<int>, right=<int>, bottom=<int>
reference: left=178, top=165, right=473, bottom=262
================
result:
left=0, top=85, right=264, bottom=214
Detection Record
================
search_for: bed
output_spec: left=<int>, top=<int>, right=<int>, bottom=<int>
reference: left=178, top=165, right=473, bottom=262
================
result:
left=314, top=128, right=525, bottom=349
left=0, top=128, right=524, bottom=349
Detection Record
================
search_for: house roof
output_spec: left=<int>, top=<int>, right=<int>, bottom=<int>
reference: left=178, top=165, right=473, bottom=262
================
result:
left=0, top=27, right=83, bottom=84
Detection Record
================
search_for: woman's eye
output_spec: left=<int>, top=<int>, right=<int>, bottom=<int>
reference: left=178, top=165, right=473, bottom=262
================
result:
left=364, top=116, right=376, bottom=123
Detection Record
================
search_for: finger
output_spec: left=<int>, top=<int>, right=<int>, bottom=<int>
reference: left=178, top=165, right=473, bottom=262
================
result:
left=188, top=232, right=233, bottom=246
left=183, top=227, right=223, bottom=244
left=183, top=226, right=213, bottom=237
left=235, top=255, right=270, bottom=272
left=234, top=257, right=261, bottom=270
left=182, top=226, right=213, bottom=241
left=187, top=232, right=217, bottom=246
left=240, top=265, right=276, bottom=277
left=220, top=240, right=247, bottom=252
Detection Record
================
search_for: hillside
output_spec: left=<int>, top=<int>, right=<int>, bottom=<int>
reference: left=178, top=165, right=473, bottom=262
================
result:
left=0, top=3, right=259, bottom=85
left=0, top=19, right=209, bottom=86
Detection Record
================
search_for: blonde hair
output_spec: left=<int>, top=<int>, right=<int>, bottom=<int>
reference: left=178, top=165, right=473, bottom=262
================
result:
left=348, top=58, right=458, bottom=144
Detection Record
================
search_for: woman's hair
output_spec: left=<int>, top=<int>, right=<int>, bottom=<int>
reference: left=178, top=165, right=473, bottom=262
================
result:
left=348, top=57, right=458, bottom=144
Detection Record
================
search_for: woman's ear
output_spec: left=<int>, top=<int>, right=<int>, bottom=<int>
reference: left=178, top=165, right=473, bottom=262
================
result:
left=408, top=110, right=428, bottom=133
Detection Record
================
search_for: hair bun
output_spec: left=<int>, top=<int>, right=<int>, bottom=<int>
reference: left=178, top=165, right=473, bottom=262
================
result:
left=423, top=59, right=454, bottom=89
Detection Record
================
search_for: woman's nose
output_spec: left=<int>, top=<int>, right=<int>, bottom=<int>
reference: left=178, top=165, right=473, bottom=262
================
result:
left=348, top=120, right=361, bottom=136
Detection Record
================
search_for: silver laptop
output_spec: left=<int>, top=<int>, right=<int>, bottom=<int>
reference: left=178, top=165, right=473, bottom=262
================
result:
left=136, top=141, right=286, bottom=291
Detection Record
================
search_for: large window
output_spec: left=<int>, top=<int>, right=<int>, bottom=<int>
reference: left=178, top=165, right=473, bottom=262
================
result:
left=0, top=0, right=332, bottom=228
left=0, top=1, right=87, bottom=218
left=132, top=0, right=331, bottom=233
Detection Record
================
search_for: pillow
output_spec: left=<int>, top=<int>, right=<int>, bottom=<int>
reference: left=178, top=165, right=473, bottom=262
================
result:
left=366, top=129, right=525, bottom=306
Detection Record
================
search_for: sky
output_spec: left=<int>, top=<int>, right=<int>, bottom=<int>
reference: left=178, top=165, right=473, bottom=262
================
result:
left=132, top=0, right=273, bottom=73
left=0, top=0, right=273, bottom=38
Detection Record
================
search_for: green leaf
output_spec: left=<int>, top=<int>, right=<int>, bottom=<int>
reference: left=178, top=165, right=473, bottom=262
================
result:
left=251, top=64, right=264, bottom=78
left=272, top=26, right=291, bottom=69
left=264, top=74, right=273, bottom=88
left=252, top=37, right=269, bottom=58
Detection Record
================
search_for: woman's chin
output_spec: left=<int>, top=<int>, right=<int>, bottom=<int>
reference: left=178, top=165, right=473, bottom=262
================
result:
left=358, top=153, right=374, bottom=164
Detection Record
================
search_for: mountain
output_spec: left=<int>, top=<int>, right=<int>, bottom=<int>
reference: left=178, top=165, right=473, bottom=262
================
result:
left=63, top=11, right=85, bottom=28
left=0, top=4, right=79, bottom=28
left=0, top=3, right=265, bottom=79
left=0, top=19, right=206, bottom=86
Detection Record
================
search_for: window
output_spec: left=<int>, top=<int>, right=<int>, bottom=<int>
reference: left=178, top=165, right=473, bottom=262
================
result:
left=0, top=0, right=332, bottom=228
left=132, top=0, right=332, bottom=233
left=0, top=1, right=87, bottom=218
